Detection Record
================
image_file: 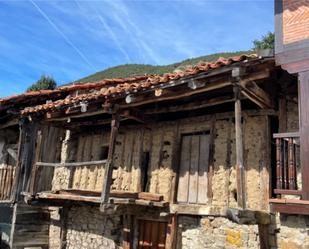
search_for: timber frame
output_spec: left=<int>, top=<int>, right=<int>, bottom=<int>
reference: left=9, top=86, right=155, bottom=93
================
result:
left=20, top=57, right=279, bottom=212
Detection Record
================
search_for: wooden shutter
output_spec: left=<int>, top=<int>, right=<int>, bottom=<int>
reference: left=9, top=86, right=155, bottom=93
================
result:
left=138, top=220, right=167, bottom=249
left=177, top=133, right=210, bottom=204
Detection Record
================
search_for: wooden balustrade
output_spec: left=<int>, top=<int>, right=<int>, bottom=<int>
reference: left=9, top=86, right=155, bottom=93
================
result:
left=31, top=160, right=107, bottom=194
left=273, top=132, right=300, bottom=192
left=0, top=165, right=15, bottom=201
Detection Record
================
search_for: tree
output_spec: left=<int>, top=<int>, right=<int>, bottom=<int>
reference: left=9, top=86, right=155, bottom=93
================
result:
left=253, top=32, right=274, bottom=50
left=27, top=75, right=57, bottom=92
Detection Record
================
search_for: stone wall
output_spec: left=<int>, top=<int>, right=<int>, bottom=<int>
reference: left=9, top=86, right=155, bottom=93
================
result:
left=274, top=214, right=309, bottom=249
left=176, top=215, right=260, bottom=249
left=49, top=207, right=62, bottom=249
left=49, top=206, right=123, bottom=249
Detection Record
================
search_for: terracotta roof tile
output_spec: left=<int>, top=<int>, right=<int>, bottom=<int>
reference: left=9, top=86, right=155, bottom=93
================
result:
left=18, top=54, right=259, bottom=115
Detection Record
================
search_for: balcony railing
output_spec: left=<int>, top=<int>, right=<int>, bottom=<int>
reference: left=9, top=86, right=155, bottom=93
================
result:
left=30, top=160, right=107, bottom=195
left=273, top=132, right=301, bottom=195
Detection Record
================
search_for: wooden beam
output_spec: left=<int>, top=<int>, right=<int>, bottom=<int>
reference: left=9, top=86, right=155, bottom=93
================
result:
left=0, top=118, right=19, bottom=129
left=121, top=69, right=271, bottom=109
left=10, top=123, right=25, bottom=202
left=234, top=87, right=246, bottom=209
left=119, top=109, right=151, bottom=123
left=60, top=206, right=69, bottom=249
left=35, top=160, right=107, bottom=168
left=299, top=71, right=309, bottom=200
left=138, top=192, right=164, bottom=201
left=270, top=201, right=309, bottom=215
left=29, top=129, right=43, bottom=195
left=145, top=96, right=235, bottom=115
left=101, top=113, right=120, bottom=203
left=122, top=214, right=133, bottom=249
left=46, top=106, right=110, bottom=122
left=238, top=80, right=273, bottom=109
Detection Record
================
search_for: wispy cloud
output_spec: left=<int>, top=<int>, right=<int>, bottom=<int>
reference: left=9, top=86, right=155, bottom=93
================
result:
left=96, top=14, right=132, bottom=63
left=103, top=0, right=161, bottom=64
left=29, top=0, right=95, bottom=70
left=0, top=0, right=274, bottom=97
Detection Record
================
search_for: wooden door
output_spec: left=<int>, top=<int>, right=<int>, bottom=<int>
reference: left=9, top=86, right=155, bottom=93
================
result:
left=138, top=220, right=167, bottom=249
left=177, top=132, right=210, bottom=204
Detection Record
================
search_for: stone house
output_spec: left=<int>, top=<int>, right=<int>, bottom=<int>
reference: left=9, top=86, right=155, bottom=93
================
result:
left=0, top=52, right=308, bottom=249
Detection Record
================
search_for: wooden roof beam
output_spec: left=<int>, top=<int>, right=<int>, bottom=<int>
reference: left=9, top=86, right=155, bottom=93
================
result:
left=119, top=109, right=152, bottom=124
left=239, top=80, right=273, bottom=109
left=233, top=69, right=274, bottom=109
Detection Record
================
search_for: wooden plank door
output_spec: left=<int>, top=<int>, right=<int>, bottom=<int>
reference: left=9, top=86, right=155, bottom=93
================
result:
left=177, top=133, right=210, bottom=204
left=138, top=220, right=167, bottom=249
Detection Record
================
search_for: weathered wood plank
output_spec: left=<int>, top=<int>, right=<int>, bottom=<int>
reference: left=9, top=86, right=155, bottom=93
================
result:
left=36, top=160, right=107, bottom=167
left=188, top=135, right=199, bottom=203
left=234, top=87, right=246, bottom=208
left=29, top=129, right=43, bottom=195
left=197, top=134, right=209, bottom=204
left=158, top=222, right=167, bottom=249
left=138, top=192, right=164, bottom=202
left=101, top=114, right=120, bottom=203
left=299, top=71, right=309, bottom=200
left=176, top=136, right=191, bottom=203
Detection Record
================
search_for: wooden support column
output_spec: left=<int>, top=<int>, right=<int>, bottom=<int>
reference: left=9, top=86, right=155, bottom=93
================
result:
left=122, top=214, right=133, bottom=249
left=299, top=71, right=309, bottom=200
left=29, top=128, right=43, bottom=196
left=234, top=86, right=246, bottom=209
left=101, top=113, right=120, bottom=203
left=10, top=120, right=26, bottom=202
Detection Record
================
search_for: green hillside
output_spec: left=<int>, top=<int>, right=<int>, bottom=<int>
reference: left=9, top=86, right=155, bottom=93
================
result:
left=74, top=51, right=252, bottom=83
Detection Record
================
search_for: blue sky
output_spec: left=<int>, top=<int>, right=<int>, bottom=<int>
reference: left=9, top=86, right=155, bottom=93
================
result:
left=0, top=0, right=274, bottom=97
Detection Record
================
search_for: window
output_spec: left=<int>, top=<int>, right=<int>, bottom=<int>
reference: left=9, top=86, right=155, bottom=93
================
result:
left=177, top=132, right=210, bottom=204
left=100, top=146, right=109, bottom=160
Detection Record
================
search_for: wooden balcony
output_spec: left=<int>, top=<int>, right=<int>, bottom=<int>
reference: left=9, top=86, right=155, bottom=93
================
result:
left=270, top=132, right=309, bottom=215
left=28, top=159, right=107, bottom=198
left=24, top=160, right=168, bottom=208
left=273, top=132, right=300, bottom=192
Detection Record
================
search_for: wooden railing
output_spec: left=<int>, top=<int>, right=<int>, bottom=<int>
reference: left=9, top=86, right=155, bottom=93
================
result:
left=273, top=132, right=301, bottom=194
left=30, top=160, right=107, bottom=194
left=0, top=165, right=15, bottom=201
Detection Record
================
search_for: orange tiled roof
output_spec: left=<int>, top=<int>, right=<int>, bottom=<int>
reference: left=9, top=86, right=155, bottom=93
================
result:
left=16, top=54, right=258, bottom=115
left=0, top=75, right=148, bottom=107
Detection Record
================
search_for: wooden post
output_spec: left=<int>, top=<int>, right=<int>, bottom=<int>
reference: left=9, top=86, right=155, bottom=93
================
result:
left=258, top=224, right=270, bottom=249
left=101, top=113, right=120, bottom=203
left=29, top=129, right=43, bottom=195
left=234, top=86, right=246, bottom=209
left=60, top=206, right=69, bottom=249
left=299, top=71, right=309, bottom=200
left=10, top=121, right=26, bottom=202
left=123, top=214, right=133, bottom=249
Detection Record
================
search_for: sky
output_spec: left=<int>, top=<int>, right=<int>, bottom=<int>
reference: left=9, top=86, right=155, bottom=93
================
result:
left=0, top=0, right=274, bottom=97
